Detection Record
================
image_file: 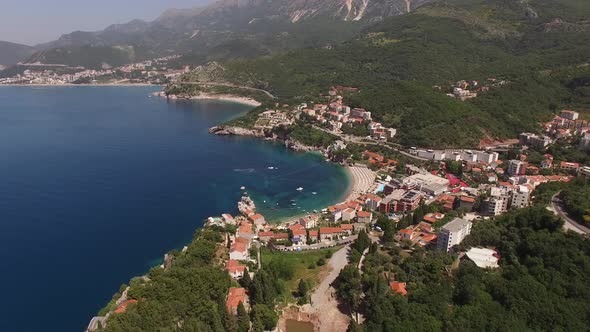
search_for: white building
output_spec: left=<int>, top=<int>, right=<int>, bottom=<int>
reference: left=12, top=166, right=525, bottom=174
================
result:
left=560, top=110, right=579, bottom=121
left=511, top=186, right=530, bottom=209
left=465, top=248, right=499, bottom=269
left=437, top=218, right=472, bottom=252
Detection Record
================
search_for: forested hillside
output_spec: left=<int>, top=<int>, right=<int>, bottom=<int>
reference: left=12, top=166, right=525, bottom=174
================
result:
left=192, top=0, right=590, bottom=148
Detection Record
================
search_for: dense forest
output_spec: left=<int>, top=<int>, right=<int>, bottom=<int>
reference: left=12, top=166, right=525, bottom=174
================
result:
left=337, top=205, right=590, bottom=331
left=182, top=0, right=590, bottom=148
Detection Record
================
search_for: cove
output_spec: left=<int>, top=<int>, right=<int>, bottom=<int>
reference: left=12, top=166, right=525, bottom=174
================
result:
left=0, top=86, right=349, bottom=331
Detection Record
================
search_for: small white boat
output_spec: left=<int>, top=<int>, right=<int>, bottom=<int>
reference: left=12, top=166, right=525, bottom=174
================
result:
left=292, top=203, right=297, bottom=206
left=312, top=192, right=317, bottom=195
left=296, top=187, right=304, bottom=191
left=267, top=166, right=275, bottom=170
left=240, top=186, right=246, bottom=190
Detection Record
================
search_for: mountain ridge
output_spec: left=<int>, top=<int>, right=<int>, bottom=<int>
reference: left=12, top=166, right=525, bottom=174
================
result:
left=0, top=41, right=36, bottom=66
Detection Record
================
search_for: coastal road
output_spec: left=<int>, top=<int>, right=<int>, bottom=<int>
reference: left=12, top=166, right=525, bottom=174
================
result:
left=174, top=81, right=277, bottom=99
left=550, top=192, right=590, bottom=235
left=311, top=125, right=428, bottom=162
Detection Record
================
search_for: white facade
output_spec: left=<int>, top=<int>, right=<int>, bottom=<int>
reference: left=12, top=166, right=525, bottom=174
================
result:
left=437, top=218, right=472, bottom=252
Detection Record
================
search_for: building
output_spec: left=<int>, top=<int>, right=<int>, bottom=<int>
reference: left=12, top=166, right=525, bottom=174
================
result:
left=249, top=214, right=266, bottom=227
left=484, top=187, right=510, bottom=216
left=580, top=166, right=590, bottom=178
left=357, top=210, right=373, bottom=223
left=390, top=282, right=408, bottom=296
left=319, top=227, right=346, bottom=241
left=437, top=218, right=472, bottom=252
left=291, top=228, right=308, bottom=245
left=222, top=214, right=235, bottom=224
left=507, top=160, right=526, bottom=176
left=364, top=194, right=382, bottom=210
left=511, top=186, right=530, bottom=209
left=299, top=215, right=318, bottom=229
left=229, top=241, right=249, bottom=261
left=560, top=161, right=580, bottom=173
left=342, top=208, right=356, bottom=221
left=226, top=287, right=249, bottom=315
left=404, top=173, right=449, bottom=196
left=465, top=248, right=500, bottom=269
left=458, top=196, right=476, bottom=211
left=226, top=260, right=246, bottom=279
left=238, top=223, right=255, bottom=240
left=560, top=110, right=579, bottom=121
left=397, top=190, right=423, bottom=212
left=423, top=212, right=445, bottom=224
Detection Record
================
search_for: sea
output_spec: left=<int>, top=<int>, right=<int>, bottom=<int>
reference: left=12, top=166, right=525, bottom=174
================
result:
left=0, top=86, right=349, bottom=331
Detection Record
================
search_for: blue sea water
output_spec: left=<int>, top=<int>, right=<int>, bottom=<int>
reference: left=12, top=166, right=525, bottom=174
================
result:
left=0, top=86, right=348, bottom=331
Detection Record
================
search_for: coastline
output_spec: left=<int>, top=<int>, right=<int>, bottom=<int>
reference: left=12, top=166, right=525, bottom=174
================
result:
left=156, top=91, right=262, bottom=107
left=0, top=83, right=163, bottom=87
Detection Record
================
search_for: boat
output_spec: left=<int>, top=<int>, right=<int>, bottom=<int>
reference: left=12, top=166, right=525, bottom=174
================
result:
left=240, top=186, right=246, bottom=190
left=267, top=166, right=274, bottom=170
left=296, top=187, right=304, bottom=191
left=292, top=203, right=297, bottom=206
left=312, top=192, right=317, bottom=195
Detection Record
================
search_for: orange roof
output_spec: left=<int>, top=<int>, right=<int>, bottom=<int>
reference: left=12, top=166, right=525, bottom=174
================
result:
left=309, top=230, right=319, bottom=236
left=399, top=229, right=413, bottom=235
left=320, top=227, right=343, bottom=234
left=238, top=224, right=253, bottom=234
left=289, top=223, right=305, bottom=231
left=115, top=299, right=138, bottom=314
left=226, top=287, right=247, bottom=312
left=390, top=282, right=407, bottom=296
left=460, top=196, right=476, bottom=203
left=341, top=224, right=354, bottom=230
left=249, top=214, right=265, bottom=222
left=365, top=193, right=381, bottom=201
left=357, top=211, right=372, bottom=218
left=226, top=260, right=246, bottom=273
left=272, top=232, right=289, bottom=239
left=235, top=237, right=250, bottom=244
left=292, top=228, right=307, bottom=236
left=231, top=242, right=248, bottom=253
left=421, top=234, right=438, bottom=243
left=258, top=231, right=274, bottom=237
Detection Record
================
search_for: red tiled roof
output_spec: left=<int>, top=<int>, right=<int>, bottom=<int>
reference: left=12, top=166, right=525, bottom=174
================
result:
left=115, top=299, right=138, bottom=314
left=272, top=232, right=289, bottom=239
left=320, top=227, right=343, bottom=234
left=460, top=196, right=476, bottom=203
left=309, top=230, right=319, bottom=236
left=258, top=231, right=274, bottom=238
left=249, top=214, right=265, bottom=222
left=226, top=287, right=247, bottom=312
left=292, top=228, right=307, bottom=236
left=231, top=242, right=248, bottom=253
left=239, top=224, right=253, bottom=234
left=421, top=234, right=438, bottom=243
left=341, top=224, right=354, bottom=230
left=357, top=211, right=372, bottom=218
left=226, top=260, right=246, bottom=274
left=390, top=282, right=407, bottom=296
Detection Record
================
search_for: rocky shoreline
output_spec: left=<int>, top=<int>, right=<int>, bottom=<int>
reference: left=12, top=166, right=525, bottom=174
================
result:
left=209, top=125, right=326, bottom=154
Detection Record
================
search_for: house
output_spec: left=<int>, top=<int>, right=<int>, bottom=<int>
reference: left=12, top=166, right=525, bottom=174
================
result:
left=249, top=214, right=266, bottom=227
left=357, top=210, right=373, bottom=223
left=328, top=204, right=347, bottom=222
left=222, top=214, right=235, bottom=225
left=258, top=231, right=274, bottom=243
left=435, top=194, right=456, bottom=211
left=238, top=223, right=254, bottom=240
left=457, top=196, right=476, bottom=211
left=308, top=230, right=319, bottom=242
left=419, top=233, right=438, bottom=247
left=299, top=215, right=318, bottom=229
left=272, top=232, right=290, bottom=241
left=423, top=212, right=445, bottom=224
left=465, top=248, right=500, bottom=269
left=364, top=194, right=382, bottom=210
left=291, top=228, right=308, bottom=245
left=114, top=299, right=138, bottom=314
left=390, top=282, right=408, bottom=296
left=319, top=227, right=346, bottom=241
left=340, top=223, right=354, bottom=235
left=398, top=228, right=416, bottom=241
left=560, top=110, right=579, bottom=121
left=230, top=241, right=249, bottom=261
left=226, top=287, right=249, bottom=315
left=396, top=190, right=423, bottom=212
left=226, top=260, right=246, bottom=279
left=342, top=208, right=356, bottom=221
left=560, top=161, right=580, bottom=173
left=437, top=218, right=472, bottom=252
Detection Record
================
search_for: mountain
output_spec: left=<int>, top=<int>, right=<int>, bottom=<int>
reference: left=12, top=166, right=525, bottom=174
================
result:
left=180, top=0, right=590, bottom=148
left=24, top=0, right=433, bottom=69
left=0, top=41, right=35, bottom=66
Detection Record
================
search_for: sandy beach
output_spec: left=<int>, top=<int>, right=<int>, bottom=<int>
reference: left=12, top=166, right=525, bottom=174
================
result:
left=343, top=165, right=377, bottom=202
left=155, top=91, right=262, bottom=107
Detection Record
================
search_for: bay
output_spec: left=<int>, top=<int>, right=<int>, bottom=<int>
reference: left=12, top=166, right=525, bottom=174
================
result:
left=0, top=86, right=349, bottom=331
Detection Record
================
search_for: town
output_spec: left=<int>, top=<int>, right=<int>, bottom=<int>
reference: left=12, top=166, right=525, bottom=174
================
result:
left=0, top=55, right=189, bottom=85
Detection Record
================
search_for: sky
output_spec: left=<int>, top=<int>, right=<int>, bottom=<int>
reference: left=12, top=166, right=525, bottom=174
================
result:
left=0, top=0, right=213, bottom=45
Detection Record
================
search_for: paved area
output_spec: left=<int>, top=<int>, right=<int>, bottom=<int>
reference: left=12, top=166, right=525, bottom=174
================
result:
left=310, top=244, right=351, bottom=332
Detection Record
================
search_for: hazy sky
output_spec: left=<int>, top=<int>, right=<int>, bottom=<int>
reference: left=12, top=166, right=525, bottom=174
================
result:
left=0, top=0, right=213, bottom=45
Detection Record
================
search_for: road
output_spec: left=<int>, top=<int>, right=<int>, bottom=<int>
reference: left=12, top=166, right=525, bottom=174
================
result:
left=175, top=81, right=277, bottom=99
left=550, top=192, right=590, bottom=235
left=310, top=244, right=351, bottom=332
left=311, top=125, right=428, bottom=162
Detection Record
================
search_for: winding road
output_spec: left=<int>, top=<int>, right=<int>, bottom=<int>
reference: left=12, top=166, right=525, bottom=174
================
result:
left=550, top=192, right=590, bottom=235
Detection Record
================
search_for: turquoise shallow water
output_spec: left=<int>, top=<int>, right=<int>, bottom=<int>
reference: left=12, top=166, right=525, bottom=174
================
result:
left=0, top=86, right=348, bottom=331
